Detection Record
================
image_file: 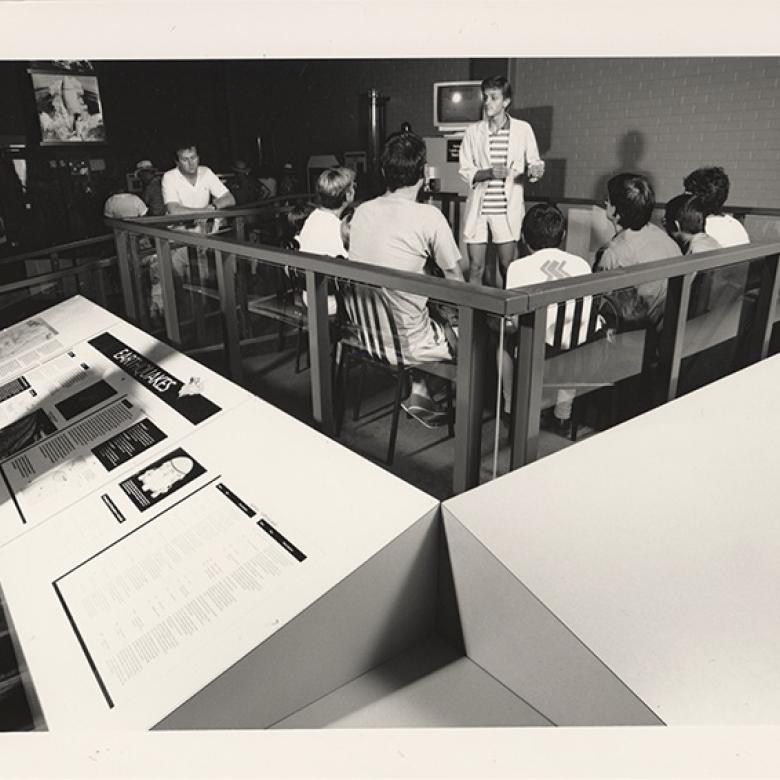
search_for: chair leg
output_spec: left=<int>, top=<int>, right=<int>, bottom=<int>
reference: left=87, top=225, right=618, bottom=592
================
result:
left=276, top=320, right=286, bottom=352
left=335, top=350, right=350, bottom=437
left=446, top=381, right=454, bottom=438
left=387, top=369, right=406, bottom=466
left=569, top=398, right=579, bottom=442
left=353, top=363, right=367, bottom=422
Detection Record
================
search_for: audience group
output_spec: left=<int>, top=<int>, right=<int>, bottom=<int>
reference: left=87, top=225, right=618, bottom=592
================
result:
left=105, top=75, right=750, bottom=433
left=288, top=76, right=749, bottom=431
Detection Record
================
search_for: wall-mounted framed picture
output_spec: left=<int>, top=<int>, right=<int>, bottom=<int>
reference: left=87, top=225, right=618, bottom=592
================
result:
left=28, top=63, right=106, bottom=145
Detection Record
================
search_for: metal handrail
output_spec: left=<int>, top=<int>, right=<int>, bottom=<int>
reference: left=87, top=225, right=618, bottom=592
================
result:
left=0, top=256, right=117, bottom=296
left=0, top=233, right=115, bottom=267
left=106, top=213, right=780, bottom=319
left=104, top=202, right=780, bottom=496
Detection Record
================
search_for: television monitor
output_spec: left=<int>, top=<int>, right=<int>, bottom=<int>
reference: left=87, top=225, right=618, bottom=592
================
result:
left=433, top=81, right=484, bottom=136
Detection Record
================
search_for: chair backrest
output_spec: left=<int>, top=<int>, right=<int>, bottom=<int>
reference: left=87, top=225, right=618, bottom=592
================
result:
left=547, top=293, right=603, bottom=353
left=336, top=281, right=405, bottom=367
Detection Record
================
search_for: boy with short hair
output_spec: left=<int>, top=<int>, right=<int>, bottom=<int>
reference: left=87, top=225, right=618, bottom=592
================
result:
left=595, top=173, right=681, bottom=328
left=501, top=204, right=595, bottom=434
left=683, top=166, right=749, bottom=248
left=664, top=193, right=721, bottom=255
left=296, top=166, right=355, bottom=258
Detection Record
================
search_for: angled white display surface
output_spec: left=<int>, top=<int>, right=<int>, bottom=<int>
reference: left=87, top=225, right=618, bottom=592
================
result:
left=443, top=355, right=780, bottom=725
left=0, top=298, right=440, bottom=730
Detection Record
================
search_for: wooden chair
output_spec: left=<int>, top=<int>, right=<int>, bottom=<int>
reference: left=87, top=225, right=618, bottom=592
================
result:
left=522, top=293, right=620, bottom=441
left=335, top=280, right=456, bottom=466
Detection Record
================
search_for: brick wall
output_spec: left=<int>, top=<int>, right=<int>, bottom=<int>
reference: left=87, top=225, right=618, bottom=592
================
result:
left=510, top=57, right=780, bottom=208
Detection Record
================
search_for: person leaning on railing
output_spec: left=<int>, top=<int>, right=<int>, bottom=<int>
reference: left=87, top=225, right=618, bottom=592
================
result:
left=594, top=173, right=681, bottom=331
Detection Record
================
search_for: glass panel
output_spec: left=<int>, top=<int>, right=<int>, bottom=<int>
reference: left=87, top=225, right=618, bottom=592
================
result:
left=536, top=283, right=652, bottom=460
left=676, top=260, right=750, bottom=395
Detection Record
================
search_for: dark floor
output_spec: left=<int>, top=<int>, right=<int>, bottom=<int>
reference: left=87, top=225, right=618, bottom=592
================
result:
left=193, top=323, right=597, bottom=501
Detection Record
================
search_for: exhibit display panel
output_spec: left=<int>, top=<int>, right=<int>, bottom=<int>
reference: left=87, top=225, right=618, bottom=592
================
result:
left=0, top=296, right=253, bottom=548
left=0, top=297, right=442, bottom=730
left=443, top=354, right=780, bottom=725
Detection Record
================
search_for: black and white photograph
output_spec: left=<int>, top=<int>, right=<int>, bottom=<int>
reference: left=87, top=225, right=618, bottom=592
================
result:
left=1, top=0, right=780, bottom=778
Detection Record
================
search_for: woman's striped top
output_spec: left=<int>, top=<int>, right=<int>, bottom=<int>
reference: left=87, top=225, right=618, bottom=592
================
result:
left=482, top=124, right=510, bottom=215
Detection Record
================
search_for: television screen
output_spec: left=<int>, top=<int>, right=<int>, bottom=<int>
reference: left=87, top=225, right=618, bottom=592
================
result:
left=30, top=69, right=106, bottom=145
left=435, top=82, right=483, bottom=126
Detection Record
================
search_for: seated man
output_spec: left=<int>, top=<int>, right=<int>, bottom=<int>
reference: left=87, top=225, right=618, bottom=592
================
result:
left=501, top=204, right=597, bottom=435
left=595, top=173, right=681, bottom=329
left=135, top=160, right=165, bottom=216
left=162, top=142, right=236, bottom=279
left=348, top=132, right=465, bottom=425
left=162, top=142, right=236, bottom=221
left=683, top=166, right=749, bottom=248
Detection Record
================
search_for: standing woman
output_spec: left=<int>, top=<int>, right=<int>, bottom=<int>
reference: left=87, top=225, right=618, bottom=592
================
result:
left=459, top=75, right=545, bottom=286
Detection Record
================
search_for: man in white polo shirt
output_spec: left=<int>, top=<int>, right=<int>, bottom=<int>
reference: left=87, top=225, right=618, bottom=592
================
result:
left=162, top=142, right=235, bottom=218
left=162, top=142, right=236, bottom=280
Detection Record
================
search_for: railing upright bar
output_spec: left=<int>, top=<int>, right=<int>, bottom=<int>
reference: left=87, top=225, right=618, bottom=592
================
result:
left=509, top=308, right=547, bottom=470
left=93, top=262, right=109, bottom=308
left=453, top=305, right=488, bottom=493
left=235, top=216, right=246, bottom=243
left=747, top=252, right=780, bottom=363
left=305, top=270, right=335, bottom=436
left=215, top=250, right=243, bottom=383
left=114, top=230, right=137, bottom=322
left=657, top=273, right=693, bottom=403
left=155, top=238, right=182, bottom=347
left=128, top=235, right=151, bottom=331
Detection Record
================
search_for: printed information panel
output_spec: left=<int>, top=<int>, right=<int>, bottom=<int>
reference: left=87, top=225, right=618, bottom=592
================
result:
left=0, top=298, right=253, bottom=547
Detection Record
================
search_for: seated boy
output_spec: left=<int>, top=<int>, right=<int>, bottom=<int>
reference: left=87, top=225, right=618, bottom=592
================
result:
left=595, top=173, right=682, bottom=329
left=683, top=166, right=749, bottom=248
left=297, top=167, right=355, bottom=258
left=664, top=193, right=721, bottom=255
left=501, top=204, right=596, bottom=434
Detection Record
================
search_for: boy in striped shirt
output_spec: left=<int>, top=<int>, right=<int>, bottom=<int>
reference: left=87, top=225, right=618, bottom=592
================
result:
left=459, top=76, right=545, bottom=287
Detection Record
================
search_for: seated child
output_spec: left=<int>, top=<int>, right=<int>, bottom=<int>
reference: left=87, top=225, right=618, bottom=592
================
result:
left=683, top=166, right=749, bottom=248
left=594, top=173, right=681, bottom=329
left=501, top=204, right=597, bottom=435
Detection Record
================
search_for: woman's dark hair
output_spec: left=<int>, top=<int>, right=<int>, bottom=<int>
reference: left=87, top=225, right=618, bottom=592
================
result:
left=380, top=132, right=426, bottom=192
left=683, top=166, right=730, bottom=215
left=664, top=193, right=707, bottom=236
left=607, top=173, right=655, bottom=230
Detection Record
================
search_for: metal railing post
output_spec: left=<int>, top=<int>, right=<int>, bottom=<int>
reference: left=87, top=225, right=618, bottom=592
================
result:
left=746, top=252, right=780, bottom=364
left=306, top=270, right=335, bottom=435
left=114, top=230, right=137, bottom=322
left=657, top=273, right=693, bottom=403
left=215, top=250, right=243, bottom=383
left=155, top=237, right=182, bottom=347
left=453, top=305, right=488, bottom=493
left=509, top=308, right=546, bottom=470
